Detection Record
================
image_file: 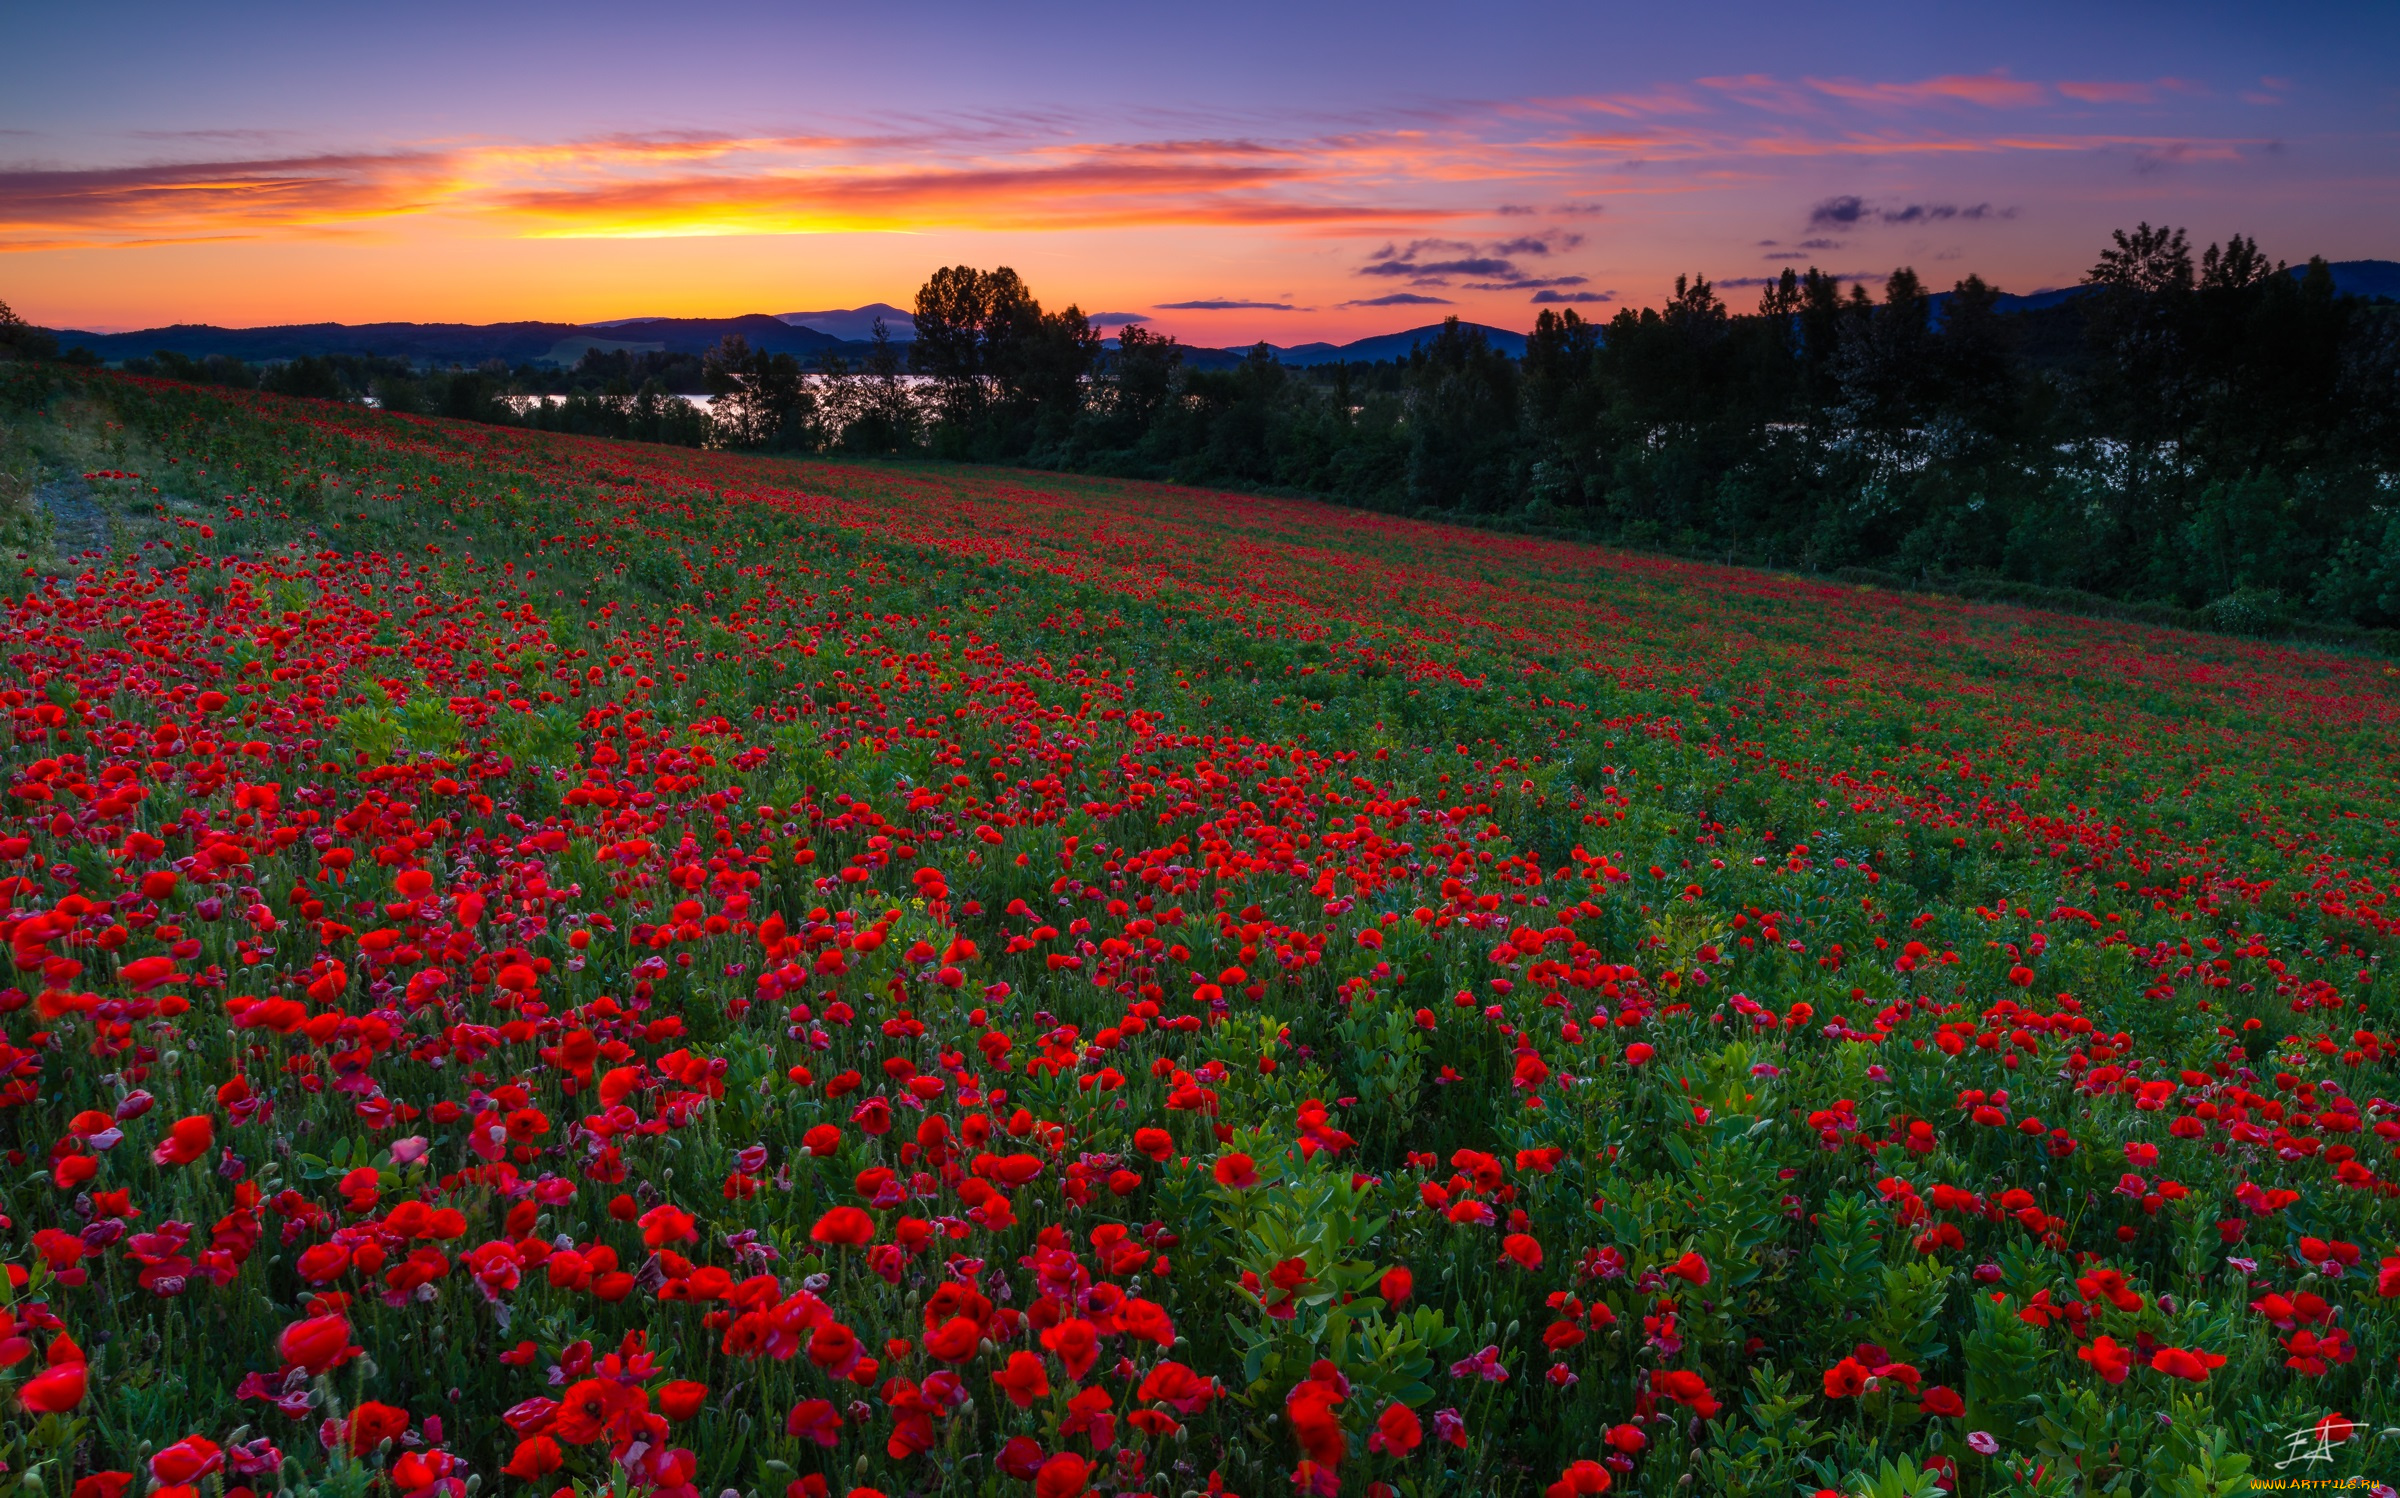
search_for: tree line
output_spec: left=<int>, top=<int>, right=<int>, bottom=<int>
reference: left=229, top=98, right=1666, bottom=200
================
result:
left=708, top=237, right=2400, bottom=632
left=12, top=225, right=2400, bottom=632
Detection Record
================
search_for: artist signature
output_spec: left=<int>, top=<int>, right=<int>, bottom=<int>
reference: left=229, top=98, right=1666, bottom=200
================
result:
left=2273, top=1418, right=2397, bottom=1471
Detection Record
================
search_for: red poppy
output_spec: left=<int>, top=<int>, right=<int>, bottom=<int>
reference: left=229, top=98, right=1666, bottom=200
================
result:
left=1651, top=1369, right=1718, bottom=1419
left=275, top=1313, right=359, bottom=1376
left=1369, top=1402, right=1423, bottom=1456
left=637, top=1204, right=696, bottom=1248
left=1663, top=1251, right=1710, bottom=1285
left=2078, top=1336, right=2133, bottom=1385
left=1137, top=1360, right=1219, bottom=1413
left=2150, top=1346, right=2228, bottom=1382
left=1546, top=1460, right=1613, bottom=1497
left=785, top=1398, right=842, bottom=1446
left=1288, top=1386, right=1347, bottom=1469
left=1040, top=1317, right=1100, bottom=1379
left=151, top=1115, right=214, bottom=1166
left=923, top=1315, right=983, bottom=1363
left=1213, top=1152, right=1259, bottom=1189
left=656, top=1380, right=707, bottom=1421
left=339, top=1401, right=410, bottom=1455
left=992, top=1349, right=1051, bottom=1407
left=149, top=1438, right=223, bottom=1485
left=1034, top=1454, right=1090, bottom=1498
left=810, top=1206, right=876, bottom=1246
left=18, top=1362, right=86, bottom=1414
left=501, top=1436, right=562, bottom=1479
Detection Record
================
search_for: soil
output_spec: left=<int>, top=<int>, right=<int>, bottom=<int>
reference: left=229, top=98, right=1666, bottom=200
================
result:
left=35, top=476, right=109, bottom=558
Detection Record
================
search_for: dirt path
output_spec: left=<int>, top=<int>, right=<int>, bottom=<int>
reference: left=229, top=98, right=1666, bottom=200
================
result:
left=35, top=477, right=109, bottom=559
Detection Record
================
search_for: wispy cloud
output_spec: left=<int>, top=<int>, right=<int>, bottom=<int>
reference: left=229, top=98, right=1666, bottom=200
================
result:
left=0, top=72, right=2283, bottom=258
left=0, top=149, right=459, bottom=249
left=0, top=130, right=1467, bottom=251
left=1342, top=292, right=1453, bottom=307
left=1804, top=71, right=2049, bottom=110
left=1156, top=297, right=1296, bottom=310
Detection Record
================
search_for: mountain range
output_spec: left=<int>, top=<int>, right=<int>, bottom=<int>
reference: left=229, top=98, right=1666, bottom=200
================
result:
left=47, top=312, right=852, bottom=368
left=776, top=304, right=915, bottom=341
left=42, top=309, right=1529, bottom=371
left=1930, top=259, right=2400, bottom=316
left=37, top=263, right=2394, bottom=372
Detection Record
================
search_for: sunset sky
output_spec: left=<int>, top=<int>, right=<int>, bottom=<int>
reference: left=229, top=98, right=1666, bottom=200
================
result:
left=6, top=0, right=2395, bottom=342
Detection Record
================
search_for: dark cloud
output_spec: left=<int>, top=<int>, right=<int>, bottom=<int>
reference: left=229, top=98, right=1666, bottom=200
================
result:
left=1811, top=195, right=2016, bottom=228
left=1465, top=274, right=1588, bottom=291
left=1721, top=271, right=1878, bottom=288
left=1495, top=204, right=1537, bottom=215
left=1879, top=202, right=2007, bottom=224
left=1358, top=232, right=1592, bottom=290
left=1084, top=311, right=1149, bottom=324
left=1530, top=290, right=1613, bottom=304
left=1368, top=238, right=1476, bottom=261
left=1155, top=298, right=1296, bottom=310
left=1809, top=195, right=1868, bottom=228
left=1341, top=292, right=1454, bottom=307
left=1492, top=233, right=1583, bottom=256
left=1357, top=256, right=1517, bottom=280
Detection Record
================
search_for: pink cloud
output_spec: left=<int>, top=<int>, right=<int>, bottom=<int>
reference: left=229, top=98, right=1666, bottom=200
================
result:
left=1805, top=72, right=2050, bottom=110
left=2058, top=80, right=2154, bottom=104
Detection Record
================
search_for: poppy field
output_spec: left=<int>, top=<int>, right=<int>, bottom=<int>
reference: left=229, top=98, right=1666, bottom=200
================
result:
left=2, top=367, right=2398, bottom=1498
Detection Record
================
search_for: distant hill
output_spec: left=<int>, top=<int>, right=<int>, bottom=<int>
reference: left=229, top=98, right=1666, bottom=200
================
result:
left=1294, top=323, right=1528, bottom=364
left=42, top=266, right=2389, bottom=376
left=777, top=304, right=915, bottom=341
left=1164, top=322, right=1530, bottom=370
left=1931, top=260, right=2400, bottom=319
left=2313, top=258, right=2400, bottom=300
left=48, top=313, right=850, bottom=367
left=46, top=312, right=1533, bottom=372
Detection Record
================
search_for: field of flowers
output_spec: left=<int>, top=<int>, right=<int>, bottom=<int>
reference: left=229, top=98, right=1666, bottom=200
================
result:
left=1, top=366, right=2396, bottom=1498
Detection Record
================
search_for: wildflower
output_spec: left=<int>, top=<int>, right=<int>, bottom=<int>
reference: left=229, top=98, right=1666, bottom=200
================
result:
left=2148, top=1346, right=2227, bottom=1382
left=18, top=1360, right=86, bottom=1414
left=2078, top=1336, right=2133, bottom=1384
left=275, top=1313, right=360, bottom=1376
left=992, top=1350, right=1050, bottom=1407
left=149, top=1438, right=223, bottom=1487
left=810, top=1206, right=876, bottom=1246
left=1213, top=1152, right=1259, bottom=1189
left=1450, top=1345, right=1510, bottom=1382
left=151, top=1115, right=214, bottom=1167
left=1369, top=1402, right=1423, bottom=1456
left=657, top=1380, right=708, bottom=1421
left=1546, top=1460, right=1613, bottom=1496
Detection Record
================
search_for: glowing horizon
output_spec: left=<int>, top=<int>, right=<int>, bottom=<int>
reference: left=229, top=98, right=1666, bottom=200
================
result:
left=5, top=2, right=2394, bottom=344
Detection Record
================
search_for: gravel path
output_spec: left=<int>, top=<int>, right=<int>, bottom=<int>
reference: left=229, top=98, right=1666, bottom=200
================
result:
left=35, top=477, right=109, bottom=559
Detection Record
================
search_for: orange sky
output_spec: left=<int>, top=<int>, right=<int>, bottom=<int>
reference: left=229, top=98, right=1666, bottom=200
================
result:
left=5, top=4, right=2392, bottom=342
